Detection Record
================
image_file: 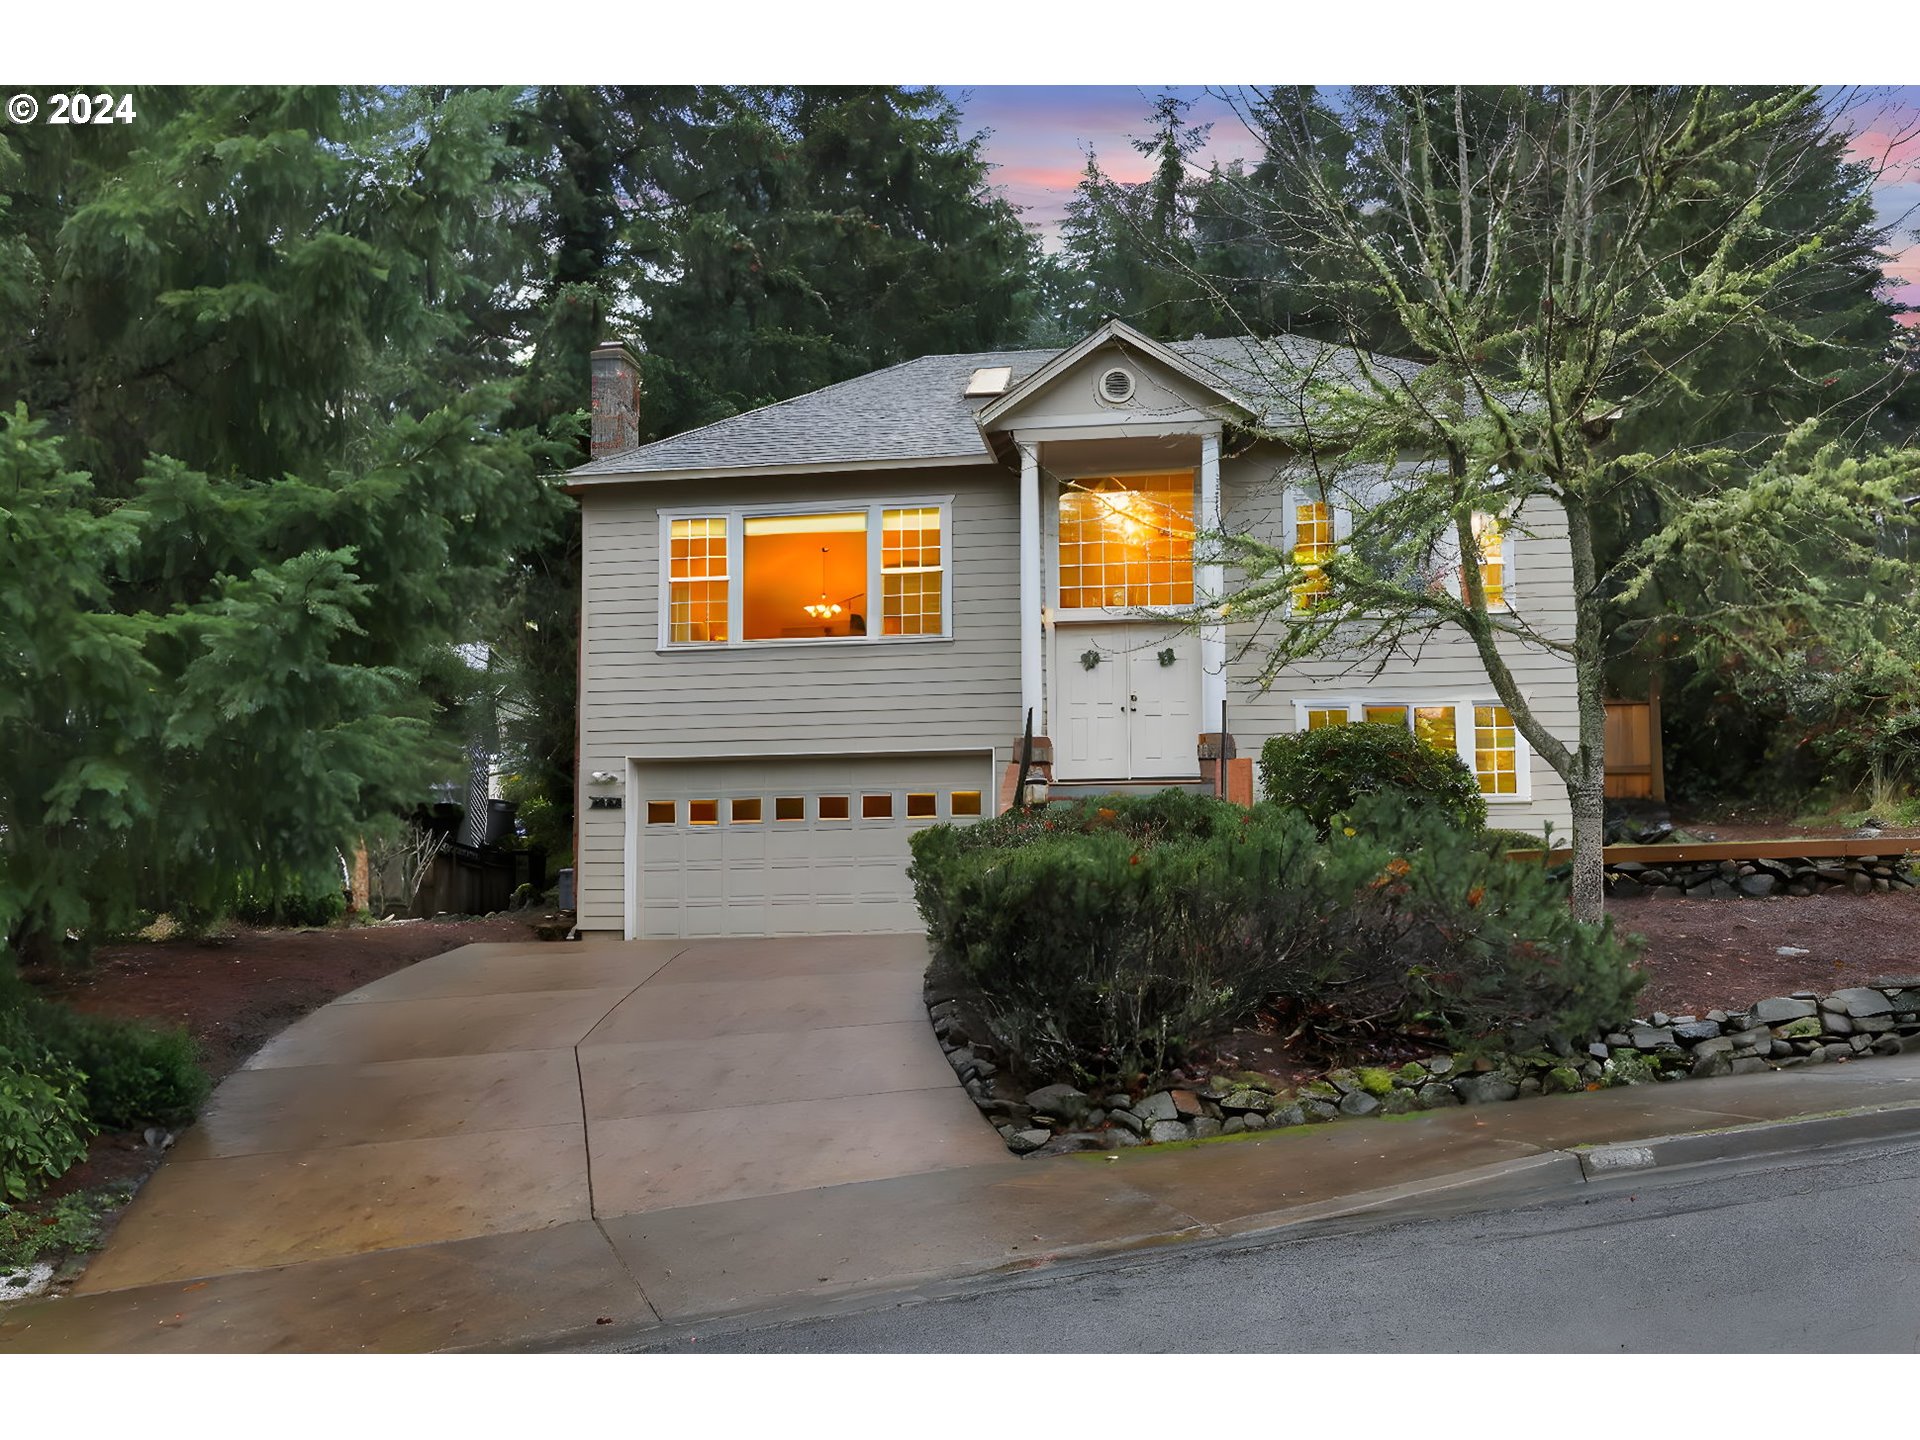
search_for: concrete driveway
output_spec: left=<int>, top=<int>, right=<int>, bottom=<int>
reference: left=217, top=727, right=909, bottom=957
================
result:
left=61, top=934, right=1011, bottom=1301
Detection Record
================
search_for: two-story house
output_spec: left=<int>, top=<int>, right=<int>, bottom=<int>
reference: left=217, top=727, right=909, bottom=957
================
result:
left=569, top=321, right=1577, bottom=940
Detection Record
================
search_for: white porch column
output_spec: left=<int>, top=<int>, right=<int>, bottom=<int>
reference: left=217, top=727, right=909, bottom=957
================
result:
left=1198, top=432, right=1227, bottom=733
left=1019, top=442, right=1044, bottom=733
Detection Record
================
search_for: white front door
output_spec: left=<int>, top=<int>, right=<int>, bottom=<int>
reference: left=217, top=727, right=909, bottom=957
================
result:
left=1053, top=625, right=1199, bottom=780
left=1128, top=640, right=1200, bottom=777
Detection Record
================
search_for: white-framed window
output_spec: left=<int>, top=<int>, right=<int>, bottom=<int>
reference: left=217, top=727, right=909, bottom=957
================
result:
left=1282, top=489, right=1349, bottom=614
left=1290, top=695, right=1532, bottom=801
left=658, top=498, right=952, bottom=648
left=1054, top=470, right=1196, bottom=613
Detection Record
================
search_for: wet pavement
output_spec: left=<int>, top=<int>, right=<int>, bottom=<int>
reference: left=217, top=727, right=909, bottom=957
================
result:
left=5, top=935, right=1920, bottom=1353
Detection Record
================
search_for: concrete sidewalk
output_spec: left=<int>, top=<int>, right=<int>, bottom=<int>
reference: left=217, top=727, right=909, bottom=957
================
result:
left=4, top=950, right=1920, bottom=1351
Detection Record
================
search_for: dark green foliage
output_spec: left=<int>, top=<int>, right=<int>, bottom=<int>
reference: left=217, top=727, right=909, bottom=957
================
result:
left=0, top=977, right=208, bottom=1161
left=1259, top=725, right=1488, bottom=836
left=0, top=1003, right=93, bottom=1201
left=1482, top=828, right=1551, bottom=855
left=224, top=872, right=348, bottom=929
left=911, top=794, right=1638, bottom=1086
left=24, top=1007, right=209, bottom=1131
left=0, top=89, right=568, bottom=960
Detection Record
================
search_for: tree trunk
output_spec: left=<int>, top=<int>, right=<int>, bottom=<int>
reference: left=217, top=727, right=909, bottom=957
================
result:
left=349, top=837, right=371, bottom=916
left=1568, top=761, right=1607, bottom=921
left=1564, top=493, right=1610, bottom=923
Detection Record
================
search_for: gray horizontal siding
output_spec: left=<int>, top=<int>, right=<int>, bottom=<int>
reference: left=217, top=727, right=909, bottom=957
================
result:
left=576, top=468, right=1022, bottom=930
left=1220, top=453, right=1578, bottom=835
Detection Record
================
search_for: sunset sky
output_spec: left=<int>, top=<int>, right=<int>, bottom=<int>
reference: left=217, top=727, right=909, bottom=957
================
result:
left=946, top=85, right=1920, bottom=323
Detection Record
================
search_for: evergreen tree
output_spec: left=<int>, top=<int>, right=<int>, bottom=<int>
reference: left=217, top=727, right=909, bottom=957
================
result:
left=0, top=87, right=564, bottom=962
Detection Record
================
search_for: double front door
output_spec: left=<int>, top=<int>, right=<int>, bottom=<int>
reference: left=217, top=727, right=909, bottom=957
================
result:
left=1053, top=624, right=1200, bottom=781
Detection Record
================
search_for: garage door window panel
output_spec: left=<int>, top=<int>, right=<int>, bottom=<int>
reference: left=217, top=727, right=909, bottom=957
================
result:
left=774, top=796, right=807, bottom=821
left=818, top=795, right=850, bottom=821
left=862, top=794, right=894, bottom=819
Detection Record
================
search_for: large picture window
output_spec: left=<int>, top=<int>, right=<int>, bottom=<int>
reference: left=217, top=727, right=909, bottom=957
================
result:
left=1057, top=472, right=1194, bottom=610
left=660, top=500, right=950, bottom=647
left=743, top=511, right=868, bottom=641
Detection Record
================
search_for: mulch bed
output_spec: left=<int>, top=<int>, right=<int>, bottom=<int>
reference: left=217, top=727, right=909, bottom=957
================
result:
left=1612, top=890, right=1920, bottom=1015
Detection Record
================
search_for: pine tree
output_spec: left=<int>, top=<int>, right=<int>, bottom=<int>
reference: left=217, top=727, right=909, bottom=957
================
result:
left=0, top=87, right=564, bottom=962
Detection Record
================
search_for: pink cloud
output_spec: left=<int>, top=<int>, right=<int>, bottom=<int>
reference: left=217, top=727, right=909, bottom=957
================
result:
left=1847, top=123, right=1920, bottom=173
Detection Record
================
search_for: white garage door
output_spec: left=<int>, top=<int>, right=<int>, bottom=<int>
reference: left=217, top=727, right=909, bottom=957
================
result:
left=630, top=753, right=993, bottom=938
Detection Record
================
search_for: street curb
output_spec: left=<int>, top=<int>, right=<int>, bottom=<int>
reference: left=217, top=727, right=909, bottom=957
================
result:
left=1576, top=1097, right=1920, bottom=1179
left=582, top=1097, right=1920, bottom=1352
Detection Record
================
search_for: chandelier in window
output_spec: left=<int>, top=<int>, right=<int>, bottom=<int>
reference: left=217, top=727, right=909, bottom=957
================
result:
left=802, top=546, right=843, bottom=620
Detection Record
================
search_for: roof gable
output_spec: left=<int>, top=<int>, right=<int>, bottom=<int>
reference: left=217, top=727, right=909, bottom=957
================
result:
left=974, top=320, right=1249, bottom=432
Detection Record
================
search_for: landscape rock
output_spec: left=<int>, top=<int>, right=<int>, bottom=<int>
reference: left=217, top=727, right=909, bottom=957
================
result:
left=1107, top=1108, right=1146, bottom=1136
left=1191, top=1117, right=1224, bottom=1139
left=1170, top=1088, right=1206, bottom=1118
left=1672, top=1021, right=1723, bottom=1043
left=1750, top=997, right=1818, bottom=1023
left=1006, top=1128, right=1051, bottom=1154
left=1453, top=1074, right=1519, bottom=1105
left=1147, top=1119, right=1192, bottom=1144
left=1133, top=1091, right=1179, bottom=1124
left=1221, top=1116, right=1247, bottom=1135
left=1630, top=1026, right=1676, bottom=1050
left=1729, top=1056, right=1771, bottom=1075
left=1826, top=987, right=1895, bottom=1018
left=1025, top=1084, right=1091, bottom=1122
left=1690, top=1051, right=1733, bottom=1079
left=1416, top=1083, right=1459, bottom=1108
left=1299, top=1098, right=1340, bottom=1123
left=1266, top=1104, right=1306, bottom=1127
left=1219, top=1089, right=1274, bottom=1115
left=1338, top=1091, right=1382, bottom=1117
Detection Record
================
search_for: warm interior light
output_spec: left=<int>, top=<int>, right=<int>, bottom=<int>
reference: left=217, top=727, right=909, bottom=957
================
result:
left=802, top=545, right=843, bottom=621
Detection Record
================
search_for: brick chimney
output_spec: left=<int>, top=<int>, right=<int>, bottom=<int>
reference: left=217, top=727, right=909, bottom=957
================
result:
left=590, top=340, right=643, bottom=459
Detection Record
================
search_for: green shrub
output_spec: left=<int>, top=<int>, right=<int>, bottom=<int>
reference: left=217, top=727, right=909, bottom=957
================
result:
left=1483, top=828, right=1549, bottom=854
left=1259, top=723, right=1488, bottom=835
left=1, top=1182, right=131, bottom=1273
left=0, top=1008, right=93, bottom=1202
left=913, top=798, right=1336, bottom=1083
left=26, top=1007, right=209, bottom=1129
left=911, top=792, right=1639, bottom=1086
left=225, top=871, right=347, bottom=928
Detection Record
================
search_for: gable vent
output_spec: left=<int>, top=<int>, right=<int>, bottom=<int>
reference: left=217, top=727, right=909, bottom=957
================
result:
left=1097, top=365, right=1136, bottom=404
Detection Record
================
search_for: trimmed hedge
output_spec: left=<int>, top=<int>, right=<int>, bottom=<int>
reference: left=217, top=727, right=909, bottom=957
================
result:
left=910, top=792, right=1638, bottom=1086
left=1259, top=723, right=1487, bottom=835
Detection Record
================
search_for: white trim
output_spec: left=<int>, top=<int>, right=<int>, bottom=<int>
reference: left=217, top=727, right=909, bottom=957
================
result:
left=657, top=495, right=954, bottom=650
left=1198, top=433, right=1226, bottom=731
left=1286, top=694, right=1534, bottom=804
left=977, top=319, right=1253, bottom=428
left=1019, top=443, right=1043, bottom=732
left=1008, top=419, right=1229, bottom=443
left=569, top=452, right=988, bottom=488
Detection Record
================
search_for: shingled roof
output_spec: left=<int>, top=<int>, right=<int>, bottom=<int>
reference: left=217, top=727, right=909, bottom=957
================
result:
left=567, top=330, right=1427, bottom=483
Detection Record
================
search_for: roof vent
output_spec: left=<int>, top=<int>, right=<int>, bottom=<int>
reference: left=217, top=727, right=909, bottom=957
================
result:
left=965, top=365, right=1012, bottom=398
left=1097, top=365, right=1136, bottom=405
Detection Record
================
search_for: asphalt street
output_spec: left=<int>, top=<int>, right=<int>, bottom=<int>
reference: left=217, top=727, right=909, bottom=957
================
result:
left=640, top=1137, right=1920, bottom=1353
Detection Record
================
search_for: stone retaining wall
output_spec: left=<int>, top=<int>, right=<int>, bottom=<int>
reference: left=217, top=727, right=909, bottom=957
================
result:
left=1607, top=852, right=1914, bottom=899
left=929, top=980, right=1920, bottom=1156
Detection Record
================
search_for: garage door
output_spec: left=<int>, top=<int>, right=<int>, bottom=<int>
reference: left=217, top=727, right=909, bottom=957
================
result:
left=630, top=753, right=993, bottom=938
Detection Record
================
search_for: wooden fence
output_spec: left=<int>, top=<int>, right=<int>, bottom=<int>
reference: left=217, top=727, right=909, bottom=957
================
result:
left=1604, top=697, right=1664, bottom=801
